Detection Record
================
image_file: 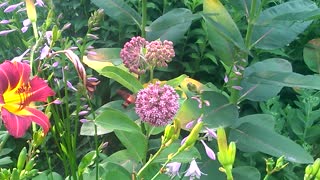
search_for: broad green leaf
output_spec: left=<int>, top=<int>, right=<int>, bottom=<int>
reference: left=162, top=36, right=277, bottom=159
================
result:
left=80, top=121, right=112, bottom=136
left=105, top=150, right=139, bottom=173
left=203, top=0, right=246, bottom=65
left=252, top=0, right=317, bottom=50
left=0, top=157, right=12, bottom=166
left=114, top=130, right=147, bottom=163
left=153, top=143, right=201, bottom=163
left=100, top=66, right=143, bottom=93
left=201, top=91, right=238, bottom=128
left=303, top=38, right=320, bottom=73
left=32, top=172, right=63, bottom=180
left=229, top=0, right=261, bottom=15
left=100, top=162, right=131, bottom=180
left=273, top=9, right=320, bottom=21
left=241, top=58, right=292, bottom=101
left=83, top=48, right=121, bottom=73
left=94, top=108, right=140, bottom=133
left=229, top=122, right=313, bottom=163
left=91, top=0, right=141, bottom=26
left=233, top=166, right=261, bottom=180
left=232, top=114, right=275, bottom=130
left=305, top=125, right=320, bottom=143
left=146, top=8, right=194, bottom=43
left=78, top=151, right=96, bottom=176
left=166, top=74, right=188, bottom=87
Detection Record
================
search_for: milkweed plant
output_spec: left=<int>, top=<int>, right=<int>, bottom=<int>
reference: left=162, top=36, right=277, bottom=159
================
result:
left=1, top=0, right=320, bottom=180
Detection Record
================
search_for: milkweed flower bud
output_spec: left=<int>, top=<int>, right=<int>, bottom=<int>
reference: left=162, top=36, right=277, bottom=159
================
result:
left=135, top=82, right=179, bottom=126
left=120, top=36, right=148, bottom=75
left=145, top=40, right=175, bottom=67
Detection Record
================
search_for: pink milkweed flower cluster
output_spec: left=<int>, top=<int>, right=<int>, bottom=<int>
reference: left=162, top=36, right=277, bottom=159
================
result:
left=120, top=36, right=175, bottom=75
left=135, top=81, right=179, bottom=126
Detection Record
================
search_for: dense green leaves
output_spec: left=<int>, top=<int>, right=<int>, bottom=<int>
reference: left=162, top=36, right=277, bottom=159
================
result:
left=251, top=0, right=318, bottom=49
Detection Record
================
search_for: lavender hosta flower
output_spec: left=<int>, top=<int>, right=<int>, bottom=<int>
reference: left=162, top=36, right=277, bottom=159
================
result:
left=86, top=77, right=100, bottom=98
left=21, top=26, right=28, bottom=33
left=12, top=49, right=30, bottom=62
left=35, top=0, right=44, bottom=7
left=200, top=140, right=216, bottom=160
left=4, top=2, right=23, bottom=13
left=232, top=86, right=243, bottom=91
left=67, top=81, right=78, bottom=91
left=165, top=162, right=181, bottom=179
left=135, top=82, right=179, bottom=126
left=87, top=33, right=99, bottom=40
left=40, top=45, right=50, bottom=59
left=120, top=36, right=148, bottom=75
left=145, top=40, right=175, bottom=67
left=204, top=127, right=217, bottom=140
left=0, top=20, right=10, bottom=24
left=184, top=159, right=206, bottom=179
left=0, top=29, right=16, bottom=36
left=0, top=2, right=8, bottom=8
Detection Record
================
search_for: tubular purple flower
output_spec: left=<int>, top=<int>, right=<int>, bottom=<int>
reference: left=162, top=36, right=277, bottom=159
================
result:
left=200, top=140, right=216, bottom=160
left=184, top=159, right=206, bottom=179
left=67, top=81, right=78, bottom=91
left=0, top=29, right=16, bottom=36
left=23, top=19, right=31, bottom=26
left=0, top=20, right=10, bottom=24
left=78, top=111, right=89, bottom=116
left=232, top=86, right=243, bottom=91
left=204, top=127, right=217, bottom=139
left=135, top=82, right=179, bottom=126
left=165, top=162, right=181, bottom=179
left=0, top=2, right=8, bottom=8
left=4, top=2, right=23, bottom=13
left=224, top=74, right=228, bottom=83
left=185, top=120, right=195, bottom=129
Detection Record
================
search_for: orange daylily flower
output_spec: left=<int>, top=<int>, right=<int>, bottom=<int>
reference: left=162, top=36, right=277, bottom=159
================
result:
left=0, top=61, right=55, bottom=138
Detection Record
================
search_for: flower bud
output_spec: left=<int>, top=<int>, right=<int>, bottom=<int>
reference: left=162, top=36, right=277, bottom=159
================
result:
left=162, top=125, right=175, bottom=145
left=275, top=156, right=288, bottom=171
left=17, top=147, right=27, bottom=170
left=25, top=158, right=36, bottom=171
left=304, top=165, right=314, bottom=180
left=265, top=158, right=275, bottom=174
left=227, top=142, right=236, bottom=165
left=25, top=0, right=37, bottom=23
left=178, top=121, right=203, bottom=152
left=312, top=158, right=320, bottom=176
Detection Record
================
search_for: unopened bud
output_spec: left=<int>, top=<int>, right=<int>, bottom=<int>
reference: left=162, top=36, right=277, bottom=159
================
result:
left=17, top=147, right=27, bottom=170
left=178, top=121, right=203, bottom=152
left=25, top=0, right=37, bottom=23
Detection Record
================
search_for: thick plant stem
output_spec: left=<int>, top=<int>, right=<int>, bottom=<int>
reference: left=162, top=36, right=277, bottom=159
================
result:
left=141, top=0, right=147, bottom=38
left=244, top=0, right=258, bottom=49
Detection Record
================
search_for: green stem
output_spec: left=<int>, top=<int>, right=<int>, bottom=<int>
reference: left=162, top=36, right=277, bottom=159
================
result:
left=244, top=0, right=258, bottom=49
left=136, top=145, right=165, bottom=178
left=149, top=67, right=154, bottom=81
left=150, top=151, right=180, bottom=180
left=163, top=0, right=167, bottom=14
left=141, top=0, right=147, bottom=37
left=263, top=174, right=270, bottom=180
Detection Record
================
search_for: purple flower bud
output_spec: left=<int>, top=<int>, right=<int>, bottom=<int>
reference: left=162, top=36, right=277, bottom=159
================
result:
left=4, top=2, right=23, bottom=13
left=53, top=99, right=62, bottom=104
left=11, top=49, right=30, bottom=62
left=23, top=19, right=31, bottom=27
left=62, top=22, right=71, bottom=31
left=52, top=61, right=59, bottom=67
left=67, top=81, right=78, bottom=91
left=0, top=2, right=8, bottom=8
left=181, top=136, right=188, bottom=145
left=0, top=20, right=10, bottom=24
left=86, top=51, right=97, bottom=56
left=185, top=120, right=195, bottom=129
left=80, top=119, right=89, bottom=123
left=232, top=86, right=243, bottom=91
left=200, top=140, right=216, bottom=160
left=78, top=111, right=89, bottom=116
left=21, top=26, right=28, bottom=33
left=224, top=74, right=228, bottom=83
left=0, top=29, right=16, bottom=36
left=87, top=33, right=99, bottom=40
left=205, top=127, right=217, bottom=139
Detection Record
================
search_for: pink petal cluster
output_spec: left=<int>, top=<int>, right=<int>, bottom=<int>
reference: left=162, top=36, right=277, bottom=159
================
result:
left=120, top=36, right=175, bottom=75
left=145, top=40, right=175, bottom=67
left=120, top=36, right=148, bottom=75
left=135, top=82, right=179, bottom=126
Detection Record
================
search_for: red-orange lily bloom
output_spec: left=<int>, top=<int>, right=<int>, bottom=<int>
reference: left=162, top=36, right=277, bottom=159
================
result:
left=0, top=61, right=55, bottom=138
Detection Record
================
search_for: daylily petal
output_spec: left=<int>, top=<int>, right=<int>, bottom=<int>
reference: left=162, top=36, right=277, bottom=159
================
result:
left=1, top=107, right=31, bottom=138
left=0, top=61, right=20, bottom=93
left=24, top=107, right=50, bottom=135
left=28, top=76, right=55, bottom=102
